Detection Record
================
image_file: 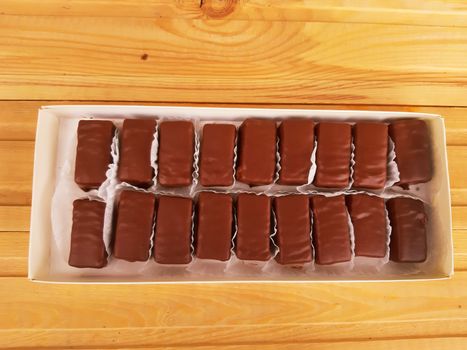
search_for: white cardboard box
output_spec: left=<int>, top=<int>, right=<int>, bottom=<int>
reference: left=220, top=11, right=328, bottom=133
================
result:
left=29, top=105, right=453, bottom=283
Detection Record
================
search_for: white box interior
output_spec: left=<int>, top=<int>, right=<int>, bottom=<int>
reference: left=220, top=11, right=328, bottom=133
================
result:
left=28, top=105, right=453, bottom=283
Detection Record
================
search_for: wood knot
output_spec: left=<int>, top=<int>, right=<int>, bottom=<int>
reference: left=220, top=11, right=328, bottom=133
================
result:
left=200, top=0, right=237, bottom=19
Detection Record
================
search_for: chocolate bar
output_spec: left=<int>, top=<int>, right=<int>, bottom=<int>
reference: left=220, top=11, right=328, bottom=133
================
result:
left=278, top=119, right=315, bottom=185
left=69, top=199, right=107, bottom=268
left=113, top=190, right=156, bottom=262
left=313, top=122, right=352, bottom=188
left=389, top=119, right=432, bottom=186
left=199, top=124, right=236, bottom=187
left=274, top=195, right=312, bottom=265
left=117, top=119, right=156, bottom=188
left=154, top=196, right=193, bottom=264
left=346, top=194, right=387, bottom=258
left=74, top=120, right=115, bottom=190
left=387, top=197, right=427, bottom=262
left=157, top=121, right=195, bottom=187
left=235, top=193, right=271, bottom=261
left=236, top=119, right=277, bottom=185
left=310, top=195, right=351, bottom=265
left=195, top=192, right=233, bottom=261
left=353, top=122, right=388, bottom=189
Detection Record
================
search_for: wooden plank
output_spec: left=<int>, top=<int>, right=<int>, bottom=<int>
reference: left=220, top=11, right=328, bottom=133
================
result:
left=448, top=146, right=467, bottom=205
left=0, top=102, right=37, bottom=141
left=0, top=275, right=467, bottom=348
left=0, top=328, right=467, bottom=350
left=454, top=229, right=467, bottom=254
left=0, top=141, right=33, bottom=206
left=0, top=232, right=28, bottom=277
left=2, top=76, right=466, bottom=106
left=451, top=189, right=467, bottom=207
left=1, top=0, right=467, bottom=27
left=53, top=341, right=467, bottom=350
left=0, top=102, right=466, bottom=144
left=1, top=17, right=467, bottom=105
left=0, top=206, right=30, bottom=232
left=448, top=206, right=465, bottom=230
left=2, top=16, right=466, bottom=83
left=2, top=230, right=465, bottom=277
left=49, top=341, right=467, bottom=350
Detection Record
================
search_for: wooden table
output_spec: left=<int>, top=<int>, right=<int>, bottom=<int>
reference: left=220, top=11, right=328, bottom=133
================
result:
left=1, top=1, right=467, bottom=348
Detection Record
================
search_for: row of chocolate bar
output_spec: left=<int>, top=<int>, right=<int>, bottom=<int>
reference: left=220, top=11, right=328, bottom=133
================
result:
left=74, top=118, right=432, bottom=190
left=69, top=191, right=427, bottom=269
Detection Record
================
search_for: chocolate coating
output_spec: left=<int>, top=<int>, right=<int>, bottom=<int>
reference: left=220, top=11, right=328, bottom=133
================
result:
left=274, top=195, right=312, bottom=265
left=118, top=119, right=156, bottom=188
left=74, top=120, right=115, bottom=190
left=157, top=121, right=195, bottom=187
left=353, top=122, right=388, bottom=189
left=278, top=119, right=315, bottom=185
left=236, top=119, right=277, bottom=185
left=314, top=122, right=352, bottom=188
left=387, top=197, right=427, bottom=263
left=154, top=196, right=193, bottom=264
left=195, top=192, right=233, bottom=261
left=389, top=119, right=432, bottom=186
left=310, top=195, right=351, bottom=265
left=235, top=193, right=271, bottom=261
left=199, top=124, right=236, bottom=187
left=346, top=194, right=387, bottom=258
left=69, top=199, right=107, bottom=268
left=113, top=190, right=156, bottom=262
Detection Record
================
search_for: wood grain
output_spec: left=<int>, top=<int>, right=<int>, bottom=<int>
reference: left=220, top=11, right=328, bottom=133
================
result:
left=0, top=232, right=28, bottom=276
left=0, top=274, right=467, bottom=348
left=0, top=206, right=30, bottom=232
left=1, top=325, right=467, bottom=349
left=0, top=141, right=33, bottom=206
left=1, top=0, right=466, bottom=348
left=2, top=0, right=467, bottom=27
left=13, top=343, right=466, bottom=350
left=1, top=15, right=467, bottom=105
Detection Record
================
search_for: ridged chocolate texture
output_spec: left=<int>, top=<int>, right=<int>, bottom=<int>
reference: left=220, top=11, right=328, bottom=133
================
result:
left=236, top=119, right=277, bottom=185
left=313, top=122, right=352, bottom=188
left=118, top=119, right=156, bottom=188
left=195, top=192, right=233, bottom=261
left=74, top=120, right=115, bottom=190
left=154, top=196, right=193, bottom=264
left=157, top=121, right=195, bottom=187
left=389, top=119, right=432, bottom=186
left=235, top=193, right=271, bottom=261
left=353, top=122, right=388, bottom=189
left=346, top=194, right=387, bottom=258
left=274, top=195, right=312, bottom=265
left=278, top=119, right=315, bottom=185
left=387, top=197, right=427, bottom=263
left=113, top=190, right=156, bottom=262
left=199, top=124, right=236, bottom=187
left=69, top=199, right=107, bottom=268
left=310, top=195, right=351, bottom=265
